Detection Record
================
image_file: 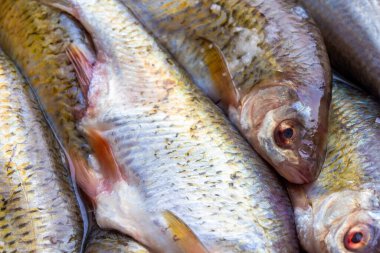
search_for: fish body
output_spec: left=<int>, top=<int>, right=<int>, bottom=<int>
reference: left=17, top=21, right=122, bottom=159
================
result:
left=0, top=49, right=82, bottom=252
left=40, top=0, right=299, bottom=252
left=0, top=0, right=93, bottom=157
left=85, top=225, right=149, bottom=253
left=122, top=0, right=332, bottom=184
left=289, top=76, right=380, bottom=252
left=298, top=0, right=380, bottom=99
left=0, top=0, right=97, bottom=245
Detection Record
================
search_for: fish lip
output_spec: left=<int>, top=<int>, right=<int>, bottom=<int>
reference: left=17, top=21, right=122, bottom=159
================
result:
left=278, top=161, right=318, bottom=184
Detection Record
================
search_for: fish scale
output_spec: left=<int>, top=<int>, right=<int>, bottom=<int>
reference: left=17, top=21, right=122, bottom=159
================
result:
left=37, top=0, right=299, bottom=251
left=298, top=0, right=380, bottom=99
left=85, top=225, right=149, bottom=253
left=0, top=0, right=149, bottom=251
left=289, top=77, right=380, bottom=252
left=0, top=0, right=89, bottom=155
left=0, top=49, right=82, bottom=252
left=121, top=0, right=331, bottom=184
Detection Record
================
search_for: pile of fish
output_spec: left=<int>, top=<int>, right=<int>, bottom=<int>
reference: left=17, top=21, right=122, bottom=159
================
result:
left=0, top=0, right=379, bottom=252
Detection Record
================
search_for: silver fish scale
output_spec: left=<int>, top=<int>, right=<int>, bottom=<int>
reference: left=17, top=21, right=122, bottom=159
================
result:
left=62, top=0, right=298, bottom=251
left=93, top=91, right=293, bottom=252
left=0, top=49, right=82, bottom=252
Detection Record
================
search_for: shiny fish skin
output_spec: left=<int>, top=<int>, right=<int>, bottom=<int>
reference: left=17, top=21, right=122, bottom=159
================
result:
left=122, top=0, right=331, bottom=184
left=40, top=0, right=299, bottom=252
left=0, top=49, right=82, bottom=252
left=289, top=76, right=380, bottom=252
left=0, top=0, right=92, bottom=157
left=0, top=0, right=95, bottom=246
left=298, top=0, right=380, bottom=99
left=85, top=225, right=149, bottom=253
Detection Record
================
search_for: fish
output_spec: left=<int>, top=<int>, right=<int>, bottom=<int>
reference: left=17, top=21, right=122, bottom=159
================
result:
left=297, top=0, right=380, bottom=99
left=0, top=48, right=83, bottom=251
left=0, top=0, right=94, bottom=165
left=288, top=76, right=380, bottom=252
left=121, top=0, right=332, bottom=184
left=39, top=0, right=299, bottom=252
left=0, top=0, right=97, bottom=244
left=85, top=225, right=150, bottom=253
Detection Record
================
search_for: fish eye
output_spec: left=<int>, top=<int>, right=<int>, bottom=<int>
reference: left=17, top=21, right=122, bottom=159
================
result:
left=344, top=224, right=371, bottom=251
left=274, top=119, right=298, bottom=148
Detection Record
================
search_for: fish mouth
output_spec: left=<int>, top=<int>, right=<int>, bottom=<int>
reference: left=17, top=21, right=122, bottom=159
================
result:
left=278, top=161, right=318, bottom=184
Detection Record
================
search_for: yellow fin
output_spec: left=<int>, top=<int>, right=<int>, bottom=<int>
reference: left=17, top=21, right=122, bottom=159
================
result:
left=163, top=211, right=209, bottom=253
left=199, top=37, right=239, bottom=109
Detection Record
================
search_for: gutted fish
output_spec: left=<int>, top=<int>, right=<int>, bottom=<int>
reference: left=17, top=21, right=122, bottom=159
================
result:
left=298, top=0, right=380, bottom=99
left=39, top=0, right=299, bottom=252
left=289, top=76, right=380, bottom=252
left=0, top=48, right=82, bottom=252
left=85, top=225, right=149, bottom=253
left=121, top=0, right=332, bottom=184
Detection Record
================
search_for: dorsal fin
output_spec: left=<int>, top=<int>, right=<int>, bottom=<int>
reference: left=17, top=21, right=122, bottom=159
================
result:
left=163, top=211, right=209, bottom=253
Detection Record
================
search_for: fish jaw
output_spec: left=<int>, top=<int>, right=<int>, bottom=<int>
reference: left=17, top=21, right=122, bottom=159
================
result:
left=295, top=190, right=380, bottom=253
left=234, top=79, right=327, bottom=184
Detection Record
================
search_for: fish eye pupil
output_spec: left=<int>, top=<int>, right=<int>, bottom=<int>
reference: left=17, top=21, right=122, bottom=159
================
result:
left=351, top=232, right=363, bottom=244
left=283, top=128, right=293, bottom=139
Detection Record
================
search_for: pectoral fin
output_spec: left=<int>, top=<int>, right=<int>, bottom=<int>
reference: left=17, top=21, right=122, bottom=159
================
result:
left=84, top=127, right=124, bottom=183
left=66, top=43, right=94, bottom=102
left=199, top=38, right=239, bottom=109
left=163, top=211, right=209, bottom=253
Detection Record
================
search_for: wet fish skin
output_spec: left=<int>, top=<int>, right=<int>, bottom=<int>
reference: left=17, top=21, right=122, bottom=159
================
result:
left=39, top=0, right=299, bottom=252
left=122, top=0, right=331, bottom=184
left=85, top=225, right=150, bottom=253
left=0, top=49, right=82, bottom=252
left=0, top=0, right=93, bottom=157
left=298, top=0, right=380, bottom=99
left=0, top=0, right=97, bottom=246
left=289, top=76, right=380, bottom=252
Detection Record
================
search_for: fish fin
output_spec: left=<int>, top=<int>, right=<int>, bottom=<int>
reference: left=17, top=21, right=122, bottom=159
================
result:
left=67, top=43, right=94, bottom=101
left=198, top=37, right=239, bottom=109
left=69, top=149, right=99, bottom=204
left=84, top=127, right=124, bottom=183
left=163, top=210, right=209, bottom=253
left=37, top=0, right=76, bottom=15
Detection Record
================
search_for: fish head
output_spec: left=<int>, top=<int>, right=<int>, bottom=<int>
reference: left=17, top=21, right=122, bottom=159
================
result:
left=238, top=77, right=328, bottom=184
left=292, top=189, right=380, bottom=253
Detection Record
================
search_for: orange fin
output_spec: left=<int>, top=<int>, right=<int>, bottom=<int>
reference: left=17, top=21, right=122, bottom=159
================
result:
left=69, top=149, right=99, bottom=203
left=199, top=37, right=239, bottom=109
left=84, top=128, right=123, bottom=183
left=163, top=211, right=209, bottom=253
left=66, top=44, right=94, bottom=101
